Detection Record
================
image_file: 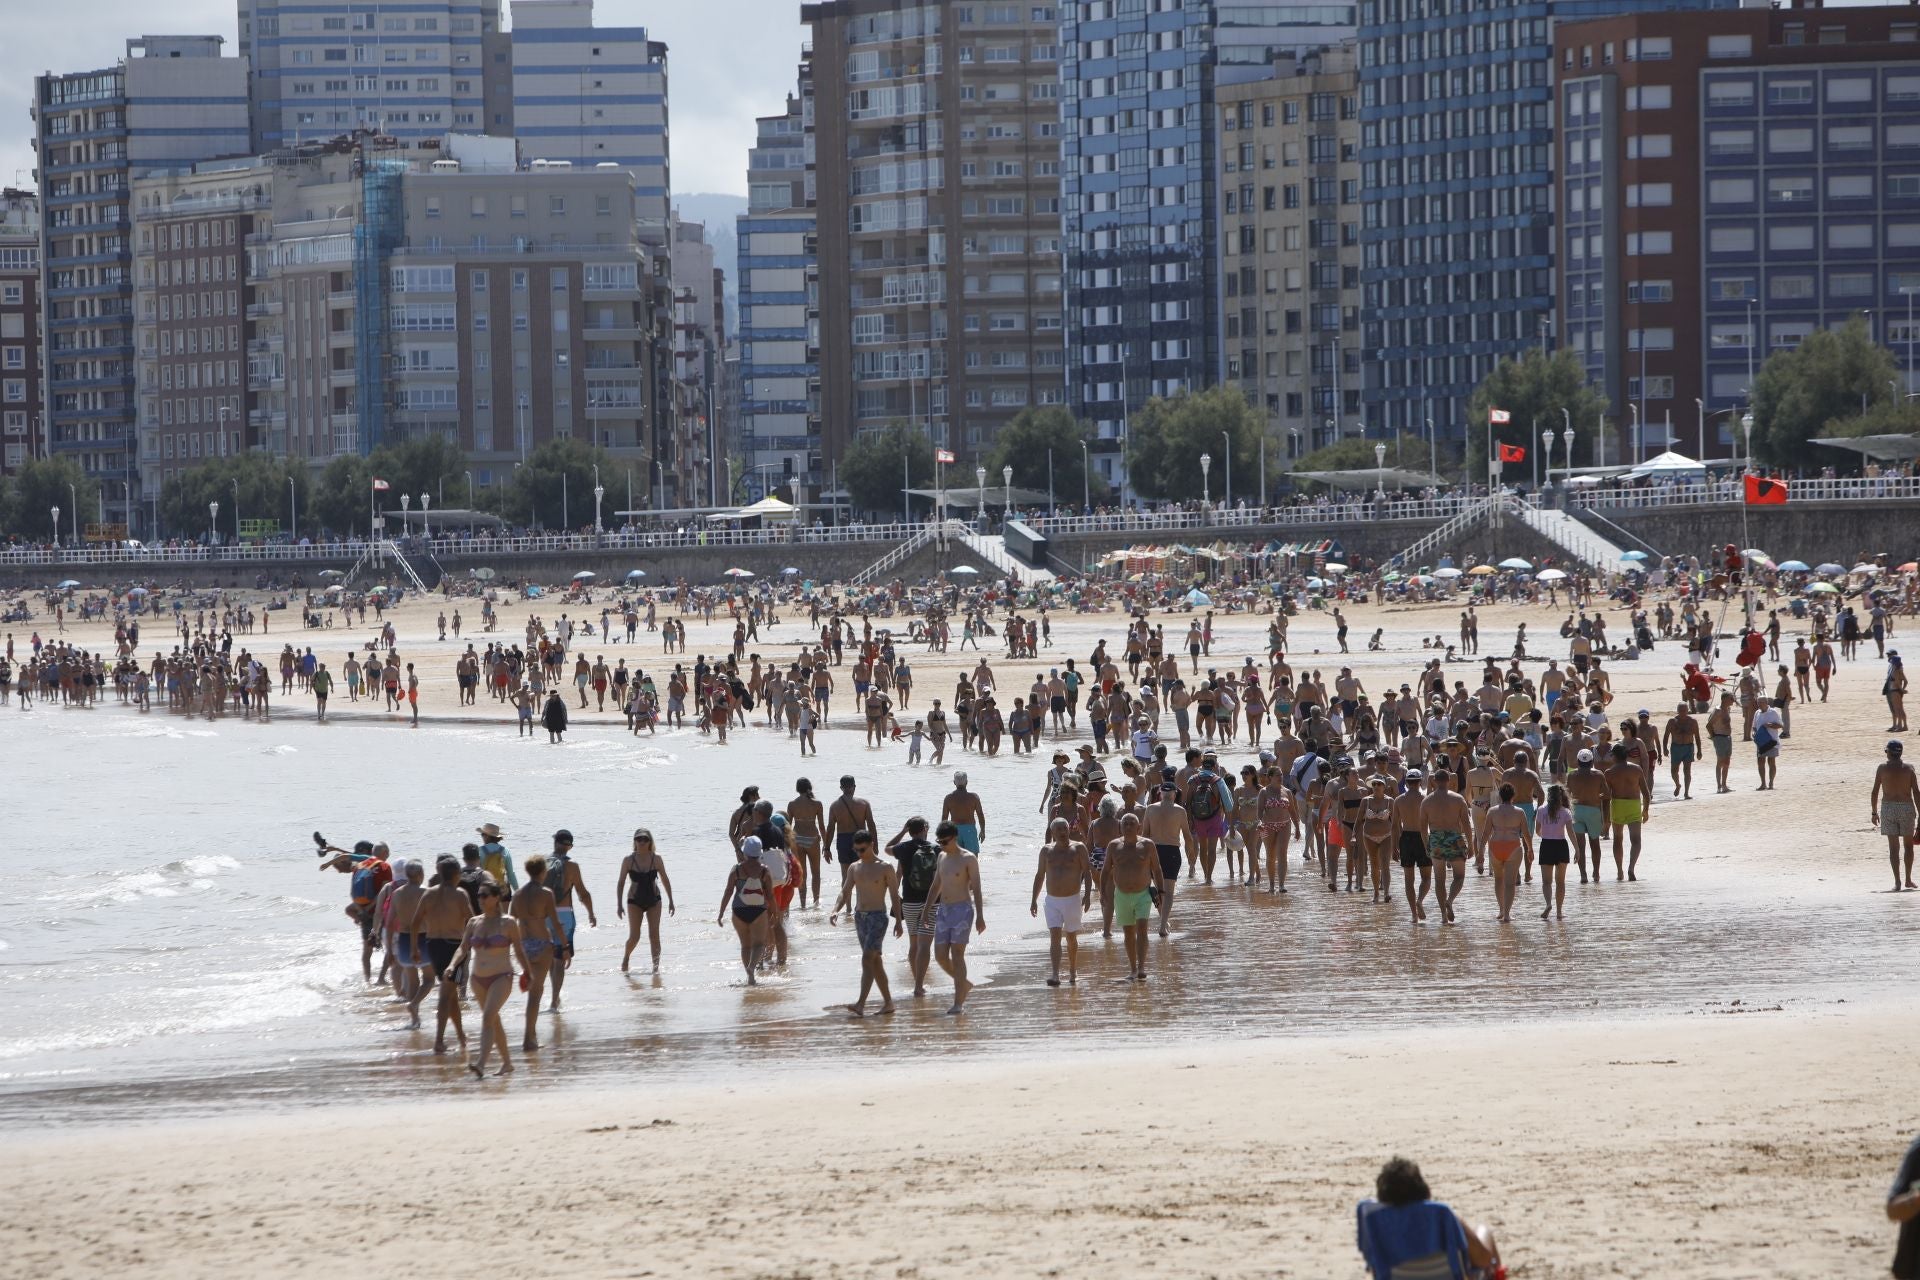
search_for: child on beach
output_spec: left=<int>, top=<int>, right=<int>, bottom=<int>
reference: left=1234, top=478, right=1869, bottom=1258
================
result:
left=906, top=719, right=925, bottom=764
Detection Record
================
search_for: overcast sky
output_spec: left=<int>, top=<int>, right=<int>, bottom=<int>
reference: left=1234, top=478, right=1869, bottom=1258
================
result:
left=0, top=0, right=802, bottom=196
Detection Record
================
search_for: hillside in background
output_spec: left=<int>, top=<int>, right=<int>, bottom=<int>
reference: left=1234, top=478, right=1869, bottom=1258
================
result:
left=674, top=192, right=748, bottom=336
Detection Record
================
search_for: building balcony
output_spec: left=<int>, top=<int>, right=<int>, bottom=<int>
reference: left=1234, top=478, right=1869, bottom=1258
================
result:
left=328, top=290, right=355, bottom=306
left=246, top=299, right=283, bottom=319
left=249, top=409, right=285, bottom=429
left=582, top=325, right=646, bottom=342
left=585, top=402, right=645, bottom=420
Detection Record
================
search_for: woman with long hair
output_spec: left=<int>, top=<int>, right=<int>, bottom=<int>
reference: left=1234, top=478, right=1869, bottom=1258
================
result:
left=1536, top=783, right=1573, bottom=921
left=444, top=882, right=529, bottom=1078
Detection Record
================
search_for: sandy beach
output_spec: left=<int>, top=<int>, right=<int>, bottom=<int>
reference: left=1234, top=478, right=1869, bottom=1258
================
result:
left=4, top=577, right=1916, bottom=1277
left=3, top=1000, right=1911, bottom=1279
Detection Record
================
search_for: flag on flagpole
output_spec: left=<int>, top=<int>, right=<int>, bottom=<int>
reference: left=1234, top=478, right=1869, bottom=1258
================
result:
left=935, top=449, right=956, bottom=464
left=372, top=478, right=390, bottom=491
left=1744, top=474, right=1787, bottom=505
left=1488, top=408, right=1512, bottom=424
left=1497, top=443, right=1527, bottom=463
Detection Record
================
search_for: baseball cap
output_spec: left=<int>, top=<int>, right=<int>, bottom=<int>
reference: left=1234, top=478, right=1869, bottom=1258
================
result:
left=1404, top=768, right=1423, bottom=780
left=741, top=835, right=765, bottom=860
left=1890, top=740, right=1905, bottom=754
left=1576, top=749, right=1594, bottom=763
left=553, top=829, right=574, bottom=844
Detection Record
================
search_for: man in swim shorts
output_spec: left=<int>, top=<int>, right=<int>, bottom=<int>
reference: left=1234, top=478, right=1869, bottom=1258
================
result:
left=917, top=821, right=984, bottom=1015
left=825, top=774, right=878, bottom=885
left=1604, top=742, right=1651, bottom=881
left=1662, top=701, right=1701, bottom=799
left=1390, top=768, right=1431, bottom=923
left=417, top=856, right=474, bottom=1054
left=829, top=832, right=900, bottom=1016
left=1029, top=818, right=1092, bottom=986
left=1564, top=748, right=1611, bottom=885
left=1143, top=779, right=1192, bottom=936
left=1871, top=739, right=1920, bottom=892
left=1420, top=769, right=1474, bottom=925
left=942, top=772, right=987, bottom=853
left=1101, top=813, right=1164, bottom=980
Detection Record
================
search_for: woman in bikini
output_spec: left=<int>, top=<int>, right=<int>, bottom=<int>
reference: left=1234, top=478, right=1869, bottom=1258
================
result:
left=1255, top=765, right=1294, bottom=893
left=1359, top=775, right=1397, bottom=904
left=1478, top=783, right=1533, bottom=924
left=1230, top=764, right=1262, bottom=885
left=1535, top=784, right=1574, bottom=921
left=445, top=883, right=529, bottom=1078
left=1242, top=676, right=1268, bottom=744
left=718, top=844, right=773, bottom=984
left=616, top=828, right=675, bottom=973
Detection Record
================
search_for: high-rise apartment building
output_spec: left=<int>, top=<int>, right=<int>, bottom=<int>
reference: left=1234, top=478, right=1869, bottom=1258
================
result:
left=131, top=158, right=274, bottom=515
left=239, top=0, right=510, bottom=151
left=0, top=190, right=43, bottom=477
left=1356, top=0, right=1733, bottom=448
left=671, top=217, right=722, bottom=507
left=34, top=36, right=250, bottom=534
left=1215, top=46, right=1364, bottom=459
left=1556, top=4, right=1920, bottom=462
left=1063, top=0, right=1354, bottom=492
left=736, top=77, right=819, bottom=499
left=804, top=0, right=1068, bottom=471
left=511, top=0, right=672, bottom=243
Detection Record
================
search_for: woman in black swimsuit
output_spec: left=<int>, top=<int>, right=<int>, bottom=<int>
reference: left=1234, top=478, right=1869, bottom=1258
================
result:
left=717, top=842, right=773, bottom=985
left=616, top=828, right=675, bottom=974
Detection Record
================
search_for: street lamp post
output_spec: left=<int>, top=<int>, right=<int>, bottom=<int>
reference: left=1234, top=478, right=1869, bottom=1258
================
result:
left=420, top=493, right=431, bottom=540
left=1541, top=429, right=1555, bottom=492
left=1047, top=448, right=1055, bottom=516
left=976, top=465, right=987, bottom=531
left=289, top=476, right=298, bottom=542
left=465, top=470, right=475, bottom=511
left=561, top=473, right=568, bottom=530
left=1629, top=402, right=1642, bottom=463
left=68, top=483, right=78, bottom=545
left=1423, top=417, right=1437, bottom=483
left=1373, top=442, right=1386, bottom=498
left=50, top=505, right=59, bottom=547
left=1563, top=427, right=1575, bottom=487
left=516, top=395, right=529, bottom=463
left=593, top=483, right=605, bottom=535
left=209, top=501, right=219, bottom=545
left=1200, top=452, right=1211, bottom=509
left=231, top=479, right=241, bottom=545
left=1001, top=465, right=1012, bottom=521
left=1079, top=442, right=1089, bottom=511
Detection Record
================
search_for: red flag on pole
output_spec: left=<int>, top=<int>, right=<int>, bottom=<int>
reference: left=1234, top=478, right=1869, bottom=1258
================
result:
left=1744, top=474, right=1787, bottom=505
left=1497, top=443, right=1527, bottom=463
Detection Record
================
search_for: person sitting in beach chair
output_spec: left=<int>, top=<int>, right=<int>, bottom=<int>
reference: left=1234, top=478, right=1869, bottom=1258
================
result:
left=1356, top=1157, right=1504, bottom=1280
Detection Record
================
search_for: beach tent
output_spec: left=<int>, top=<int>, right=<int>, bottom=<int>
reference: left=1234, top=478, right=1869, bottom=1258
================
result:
left=1627, top=450, right=1707, bottom=480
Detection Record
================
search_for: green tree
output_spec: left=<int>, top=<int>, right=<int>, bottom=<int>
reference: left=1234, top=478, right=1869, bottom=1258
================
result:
left=982, top=406, right=1108, bottom=508
left=1751, top=315, right=1901, bottom=470
left=310, top=453, right=375, bottom=537
left=0, top=456, right=100, bottom=541
left=156, top=453, right=313, bottom=540
left=1822, top=396, right=1920, bottom=441
left=1125, top=385, right=1263, bottom=503
left=1290, top=431, right=1436, bottom=487
left=503, top=437, right=617, bottom=530
left=839, top=421, right=933, bottom=518
left=1466, top=349, right=1611, bottom=473
left=368, top=434, right=469, bottom=511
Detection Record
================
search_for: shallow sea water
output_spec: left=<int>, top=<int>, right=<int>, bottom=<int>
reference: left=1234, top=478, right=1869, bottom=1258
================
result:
left=1, top=688, right=1912, bottom=1128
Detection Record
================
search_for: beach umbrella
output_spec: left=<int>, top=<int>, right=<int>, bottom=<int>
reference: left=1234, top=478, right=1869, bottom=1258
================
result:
left=1498, top=557, right=1532, bottom=570
left=1815, top=563, right=1845, bottom=575
left=1537, top=568, right=1568, bottom=582
left=1807, top=582, right=1840, bottom=594
left=571, top=570, right=597, bottom=582
left=127, top=586, right=149, bottom=596
left=318, top=568, right=346, bottom=580
left=1324, top=562, right=1348, bottom=574
left=1467, top=565, right=1497, bottom=576
left=1743, top=548, right=1771, bottom=562
left=1186, top=588, right=1212, bottom=606
left=1777, top=560, right=1810, bottom=573
left=1305, top=577, right=1326, bottom=589
left=950, top=565, right=980, bottom=575
left=55, top=579, right=79, bottom=590
left=724, top=567, right=755, bottom=578
left=323, top=584, right=345, bottom=595
left=781, top=567, right=801, bottom=576
left=1381, top=571, right=1404, bottom=582
left=1433, top=566, right=1463, bottom=579
left=1900, top=562, right=1918, bottom=573
left=625, top=569, right=647, bottom=582
left=1619, top=550, right=1648, bottom=562
left=471, top=567, right=496, bottom=581
left=1851, top=563, right=1878, bottom=574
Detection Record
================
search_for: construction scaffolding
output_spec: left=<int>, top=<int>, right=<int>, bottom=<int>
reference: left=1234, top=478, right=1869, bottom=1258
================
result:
left=353, top=148, right=407, bottom=457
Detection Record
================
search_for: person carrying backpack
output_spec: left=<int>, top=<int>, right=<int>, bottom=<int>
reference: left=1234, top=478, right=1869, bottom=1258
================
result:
left=1186, top=751, right=1235, bottom=881
left=887, top=817, right=941, bottom=999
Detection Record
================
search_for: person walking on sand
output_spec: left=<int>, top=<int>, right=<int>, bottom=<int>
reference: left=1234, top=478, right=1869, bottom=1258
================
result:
left=1871, top=740, right=1920, bottom=892
left=1477, top=783, right=1532, bottom=924
left=1143, top=779, right=1192, bottom=936
left=1419, top=769, right=1473, bottom=925
left=543, top=830, right=596, bottom=1009
left=885, top=820, right=940, bottom=998
left=1029, top=818, right=1092, bottom=987
left=1605, top=742, right=1652, bottom=881
left=509, top=856, right=566, bottom=1051
left=417, top=856, right=475, bottom=1056
left=1101, top=812, right=1164, bottom=980
left=441, top=881, right=527, bottom=1078
left=829, top=834, right=901, bottom=1016
left=718, top=836, right=774, bottom=984
left=917, top=821, right=985, bottom=1015
left=825, top=775, right=878, bottom=888
left=1535, top=783, right=1574, bottom=920
left=615, top=829, right=674, bottom=972
left=1389, top=769, right=1430, bottom=922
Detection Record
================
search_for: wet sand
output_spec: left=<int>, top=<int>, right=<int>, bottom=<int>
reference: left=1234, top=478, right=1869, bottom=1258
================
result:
left=3, top=999, right=1911, bottom=1279
left=6, top=584, right=1917, bottom=1275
